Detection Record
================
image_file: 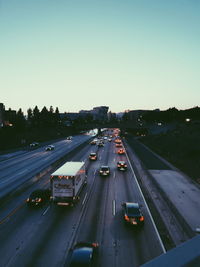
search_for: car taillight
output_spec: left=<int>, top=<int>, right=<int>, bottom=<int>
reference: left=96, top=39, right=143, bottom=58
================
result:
left=140, top=216, right=144, bottom=222
left=124, top=215, right=129, bottom=221
left=92, top=243, right=99, bottom=248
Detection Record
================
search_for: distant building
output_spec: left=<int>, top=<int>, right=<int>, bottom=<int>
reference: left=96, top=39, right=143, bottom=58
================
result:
left=91, top=106, right=109, bottom=121
left=0, top=103, right=17, bottom=127
left=4, top=109, right=17, bottom=126
left=60, top=106, right=109, bottom=126
left=0, top=103, right=5, bottom=127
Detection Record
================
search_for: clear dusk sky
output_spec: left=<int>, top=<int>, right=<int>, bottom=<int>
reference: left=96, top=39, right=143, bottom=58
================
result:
left=1, top=0, right=200, bottom=114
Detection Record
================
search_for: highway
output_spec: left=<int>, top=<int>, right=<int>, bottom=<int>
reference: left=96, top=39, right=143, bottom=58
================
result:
left=0, top=129, right=198, bottom=266
left=0, top=134, right=92, bottom=199
left=0, top=131, right=165, bottom=267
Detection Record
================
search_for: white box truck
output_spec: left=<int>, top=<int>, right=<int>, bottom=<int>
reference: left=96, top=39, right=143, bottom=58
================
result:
left=51, top=161, right=87, bottom=206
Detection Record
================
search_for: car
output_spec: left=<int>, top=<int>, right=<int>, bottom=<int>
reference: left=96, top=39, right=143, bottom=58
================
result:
left=26, top=189, right=50, bottom=207
left=117, top=161, right=127, bottom=171
left=69, top=242, right=98, bottom=267
left=45, top=145, right=55, bottom=151
left=117, top=148, right=125, bottom=154
left=99, top=166, right=110, bottom=176
left=98, top=142, right=104, bottom=147
left=90, top=138, right=98, bottom=145
left=29, top=142, right=39, bottom=148
left=108, top=138, right=112, bottom=142
left=66, top=136, right=72, bottom=140
left=89, top=152, right=97, bottom=161
left=116, top=143, right=122, bottom=147
left=115, top=138, right=121, bottom=144
left=122, top=202, right=144, bottom=226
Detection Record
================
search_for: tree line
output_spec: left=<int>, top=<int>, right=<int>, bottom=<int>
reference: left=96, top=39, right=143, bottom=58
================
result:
left=0, top=106, right=71, bottom=151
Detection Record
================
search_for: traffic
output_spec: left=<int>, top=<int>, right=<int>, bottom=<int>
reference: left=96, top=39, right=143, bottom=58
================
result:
left=0, top=129, right=175, bottom=266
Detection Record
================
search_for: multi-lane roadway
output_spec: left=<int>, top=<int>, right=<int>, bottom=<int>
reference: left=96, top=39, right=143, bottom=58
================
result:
left=0, top=130, right=198, bottom=266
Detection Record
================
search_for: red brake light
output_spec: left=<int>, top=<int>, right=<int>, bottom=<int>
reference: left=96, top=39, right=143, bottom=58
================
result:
left=124, top=215, right=129, bottom=221
left=140, top=216, right=144, bottom=222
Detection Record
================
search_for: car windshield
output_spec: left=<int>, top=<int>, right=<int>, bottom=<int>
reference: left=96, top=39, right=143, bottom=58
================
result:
left=30, top=192, right=43, bottom=198
left=101, top=167, right=109, bottom=171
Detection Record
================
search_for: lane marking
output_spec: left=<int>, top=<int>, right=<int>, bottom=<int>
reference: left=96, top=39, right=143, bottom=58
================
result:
left=0, top=202, right=25, bottom=225
left=82, top=193, right=88, bottom=205
left=113, top=171, right=116, bottom=179
left=42, top=206, right=50, bottom=216
left=17, top=169, right=27, bottom=175
left=125, top=147, right=166, bottom=253
left=112, top=200, right=116, bottom=216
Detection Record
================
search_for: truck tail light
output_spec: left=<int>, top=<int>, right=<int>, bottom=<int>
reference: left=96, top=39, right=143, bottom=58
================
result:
left=124, top=215, right=129, bottom=221
left=140, top=216, right=144, bottom=222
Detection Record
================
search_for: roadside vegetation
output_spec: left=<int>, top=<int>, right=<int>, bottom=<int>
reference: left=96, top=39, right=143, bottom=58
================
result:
left=139, top=121, right=200, bottom=184
left=0, top=106, right=87, bottom=151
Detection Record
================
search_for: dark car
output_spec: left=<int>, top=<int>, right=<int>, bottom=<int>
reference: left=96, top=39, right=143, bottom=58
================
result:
left=45, top=145, right=55, bottom=151
left=116, top=143, right=122, bottom=147
left=98, top=142, right=104, bottom=147
left=69, top=242, right=98, bottom=267
left=89, top=152, right=97, bottom=161
left=122, top=202, right=144, bottom=226
left=67, top=136, right=72, bottom=140
left=117, top=148, right=125, bottom=154
left=26, top=189, right=50, bottom=207
left=117, top=161, right=127, bottom=171
left=115, top=138, right=121, bottom=144
left=99, top=166, right=110, bottom=176
left=30, top=142, right=39, bottom=148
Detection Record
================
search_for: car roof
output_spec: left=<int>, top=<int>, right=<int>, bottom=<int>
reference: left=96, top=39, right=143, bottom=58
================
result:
left=124, top=202, right=139, bottom=209
left=100, top=166, right=109, bottom=168
left=30, top=190, right=46, bottom=197
left=118, top=161, right=126, bottom=164
left=90, top=152, right=96, bottom=155
left=71, top=247, right=93, bottom=265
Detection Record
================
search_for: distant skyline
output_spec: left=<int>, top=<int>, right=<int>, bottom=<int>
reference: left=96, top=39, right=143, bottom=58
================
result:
left=1, top=0, right=200, bottom=113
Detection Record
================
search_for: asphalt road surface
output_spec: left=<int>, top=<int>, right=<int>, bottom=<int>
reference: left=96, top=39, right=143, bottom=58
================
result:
left=0, top=132, right=165, bottom=267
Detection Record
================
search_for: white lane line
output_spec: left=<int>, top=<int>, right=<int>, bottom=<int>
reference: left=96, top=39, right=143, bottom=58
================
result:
left=113, top=158, right=116, bottom=162
left=82, top=193, right=88, bottom=205
left=113, top=171, right=116, bottom=179
left=17, top=169, right=27, bottom=175
left=125, top=148, right=166, bottom=253
left=112, top=200, right=116, bottom=216
left=42, top=206, right=50, bottom=216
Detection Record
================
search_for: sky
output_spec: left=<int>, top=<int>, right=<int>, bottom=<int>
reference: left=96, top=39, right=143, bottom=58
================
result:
left=0, top=0, right=200, bottom=114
